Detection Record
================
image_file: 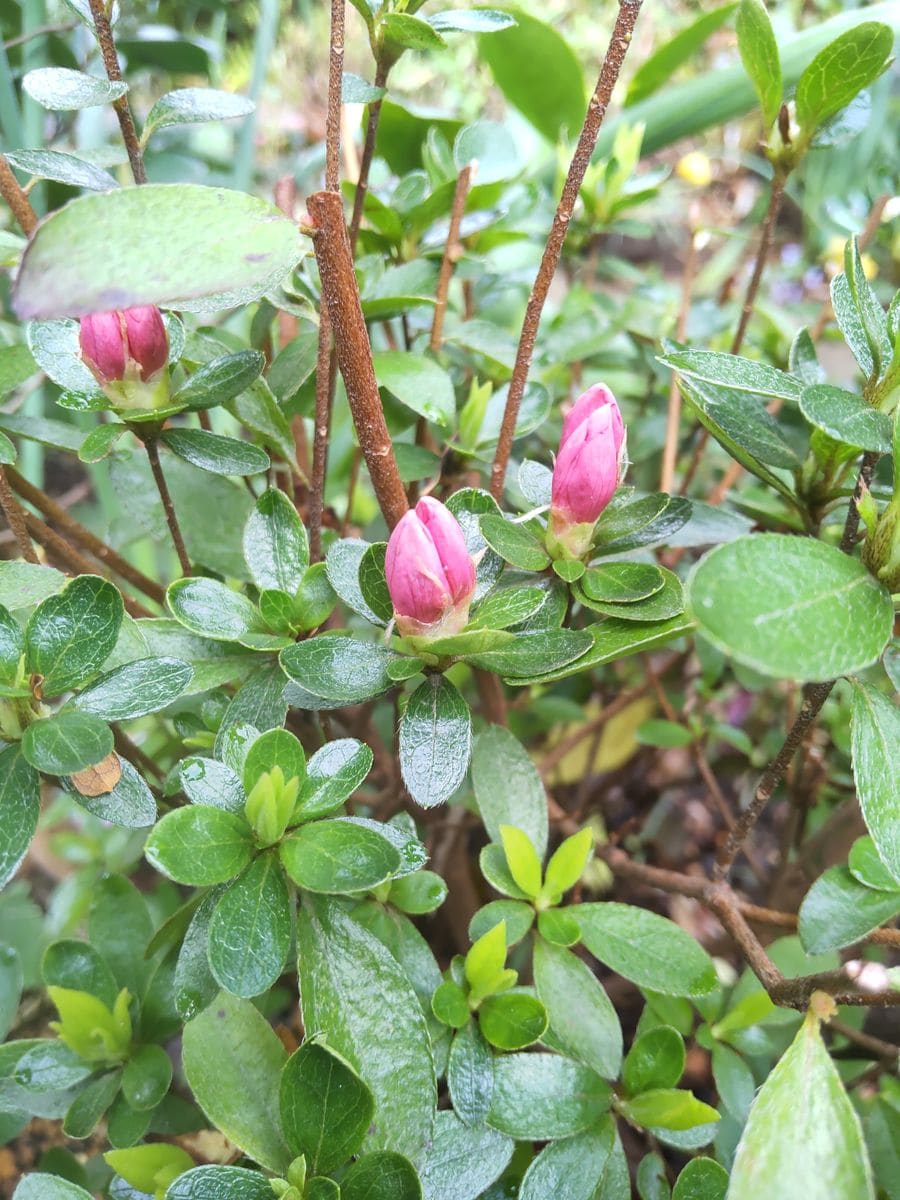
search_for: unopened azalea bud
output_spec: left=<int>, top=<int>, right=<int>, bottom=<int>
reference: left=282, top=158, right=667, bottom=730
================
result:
left=385, top=497, right=476, bottom=639
left=862, top=496, right=900, bottom=592
left=79, top=306, right=170, bottom=412
left=548, top=384, right=626, bottom=559
left=245, top=766, right=299, bottom=846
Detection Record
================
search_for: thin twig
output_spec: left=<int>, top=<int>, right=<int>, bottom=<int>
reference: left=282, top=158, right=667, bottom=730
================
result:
left=430, top=165, right=473, bottom=352
left=348, top=59, right=389, bottom=252
left=0, top=154, right=38, bottom=235
left=0, top=466, right=40, bottom=562
left=830, top=1018, right=899, bottom=1063
left=309, top=311, right=334, bottom=561
left=660, top=230, right=697, bottom=493
left=142, top=436, right=192, bottom=577
left=307, top=190, right=409, bottom=530
left=489, top=0, right=643, bottom=500
left=8, top=467, right=165, bottom=604
left=87, top=0, right=146, bottom=185
left=325, top=0, right=345, bottom=194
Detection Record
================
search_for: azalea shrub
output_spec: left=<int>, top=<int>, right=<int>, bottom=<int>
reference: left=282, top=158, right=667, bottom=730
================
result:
left=0, top=1, right=899, bottom=1199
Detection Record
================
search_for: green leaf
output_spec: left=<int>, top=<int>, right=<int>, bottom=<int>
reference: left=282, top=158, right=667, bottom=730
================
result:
left=797, top=866, right=900, bottom=953
left=180, top=756, right=245, bottom=813
left=688, top=535, right=893, bottom=682
left=0, top=748, right=40, bottom=888
left=848, top=835, right=898, bottom=893
left=447, top=1021, right=493, bottom=1126
left=72, top=656, right=192, bottom=720
left=373, top=351, right=456, bottom=428
left=167, top=578, right=261, bottom=644
left=326, top=539, right=385, bottom=625
left=23, top=66, right=127, bottom=110
left=181, top=991, right=290, bottom=1172
left=799, top=385, right=892, bottom=453
left=25, top=575, right=123, bottom=696
left=13, top=185, right=300, bottom=319
left=660, top=349, right=804, bottom=402
left=537, top=908, right=581, bottom=947
left=0, top=431, right=15, bottom=464
left=795, top=22, right=894, bottom=134
left=143, top=87, right=254, bottom=139
left=617, top=1088, right=719, bottom=1132
left=626, top=5, right=737, bottom=105
left=88, top=876, right=153, bottom=1000
left=465, top=629, right=593, bottom=679
left=479, top=515, right=550, bottom=571
left=580, top=563, right=665, bottom=604
left=243, top=728, right=306, bottom=795
left=296, top=738, right=374, bottom=821
left=471, top=727, right=548, bottom=859
left=208, top=853, right=291, bottom=997
left=4, top=149, right=117, bottom=193
left=173, top=891, right=220, bottom=1021
left=42, top=940, right=117, bottom=1009
left=161, top=429, right=270, bottom=477
left=729, top=1012, right=875, bottom=1198
left=166, top=1166, right=276, bottom=1200
left=851, top=684, right=900, bottom=882
left=672, top=1157, right=729, bottom=1200
left=21, top=711, right=113, bottom=776
left=487, top=1052, right=611, bottom=1140
left=358, top=543, right=393, bottom=626
left=470, top=586, right=546, bottom=631
left=0, top=946, right=22, bottom=1042
left=243, top=489, right=309, bottom=596
left=175, top=350, right=266, bottom=411
left=477, top=10, right=586, bottom=143
left=121, top=1044, right=172, bottom=1112
left=622, top=1027, right=685, bottom=1095
left=577, top=567, right=684, bottom=623
left=840, top=237, right=892, bottom=381
left=297, top=895, right=436, bottom=1162
left=63, top=1069, right=121, bottom=1138
left=711, top=1043, right=755, bottom=1122
left=15, top=1039, right=93, bottom=1092
left=13, top=1176, right=94, bottom=1200
left=635, top=719, right=694, bottom=749
left=0, top=605, right=23, bottom=684
left=479, top=842, right=530, bottom=900
left=592, top=494, right=693, bottom=557
left=281, top=637, right=402, bottom=703
left=519, top=1124, right=616, bottom=1200
left=432, top=980, right=470, bottom=1028
left=145, top=806, right=254, bottom=885
left=419, top=1110, right=513, bottom=1200
left=479, top=992, right=547, bottom=1051
left=280, top=1040, right=374, bottom=1174
left=280, top=819, right=401, bottom=894
left=383, top=11, right=447, bottom=51
left=534, top=939, right=622, bottom=1080
left=575, top=903, right=717, bottom=997
left=400, top=676, right=471, bottom=809
left=430, top=10, right=517, bottom=33
left=498, top=825, right=542, bottom=897
left=390, top=870, right=447, bottom=915
left=736, top=0, right=782, bottom=129
left=341, top=1152, right=422, bottom=1200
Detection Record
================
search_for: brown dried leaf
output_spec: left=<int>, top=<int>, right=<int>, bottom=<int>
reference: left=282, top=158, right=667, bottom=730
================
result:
left=70, top=751, right=122, bottom=797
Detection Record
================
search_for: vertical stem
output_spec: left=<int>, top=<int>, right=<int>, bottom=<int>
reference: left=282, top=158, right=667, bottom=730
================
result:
left=0, top=466, right=39, bottom=562
left=87, top=0, right=146, bottom=184
left=325, top=0, right=345, bottom=193
left=430, top=164, right=473, bottom=352
left=659, top=230, right=696, bottom=493
left=0, top=154, right=38, bottom=235
left=348, top=59, right=389, bottom=252
left=489, top=0, right=644, bottom=501
left=307, top=190, right=409, bottom=530
left=143, top=437, right=192, bottom=577
left=730, top=169, right=787, bottom=356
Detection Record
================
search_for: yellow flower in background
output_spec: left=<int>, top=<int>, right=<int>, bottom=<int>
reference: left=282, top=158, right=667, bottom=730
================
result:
left=824, top=236, right=877, bottom=279
left=676, top=151, right=713, bottom=188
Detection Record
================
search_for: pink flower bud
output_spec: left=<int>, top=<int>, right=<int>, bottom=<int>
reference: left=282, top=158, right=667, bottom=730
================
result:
left=548, top=384, right=625, bottom=558
left=79, top=306, right=168, bottom=385
left=385, top=497, right=476, bottom=638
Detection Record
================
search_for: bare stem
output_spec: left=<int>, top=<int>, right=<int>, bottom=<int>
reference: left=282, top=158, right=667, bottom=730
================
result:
left=489, top=0, right=643, bottom=500
left=143, top=436, right=192, bottom=577
left=430, top=164, right=473, bottom=352
left=87, top=0, right=146, bottom=185
left=731, top=169, right=787, bottom=355
left=348, top=59, right=389, bottom=252
left=0, top=466, right=39, bottom=562
left=659, top=230, right=697, bottom=493
left=307, top=190, right=409, bottom=530
left=325, top=0, right=345, bottom=193
left=0, top=154, right=38, bottom=235
left=309, top=311, right=335, bottom=561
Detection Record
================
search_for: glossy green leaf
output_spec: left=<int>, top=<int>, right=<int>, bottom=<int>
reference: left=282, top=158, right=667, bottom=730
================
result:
left=342, top=1151, right=422, bottom=1200
left=167, top=578, right=261, bottom=643
left=487, top=1052, right=611, bottom=1140
left=296, top=738, right=374, bottom=821
left=243, top=728, right=306, bottom=794
left=519, top=1124, right=615, bottom=1200
left=243, top=488, right=309, bottom=596
left=623, top=1026, right=685, bottom=1095
left=617, top=1088, right=719, bottom=1131
left=797, top=866, right=900, bottom=953
left=0, top=747, right=40, bottom=888
left=145, top=806, right=254, bottom=885
left=687, top=535, right=892, bottom=681
left=498, top=825, right=542, bottom=897
left=736, top=0, right=782, bottom=129
left=281, top=637, right=402, bottom=703
left=447, top=1020, right=493, bottom=1126
left=575, top=903, right=717, bottom=997
left=479, top=515, right=550, bottom=571
left=13, top=1176, right=94, bottom=1200
left=166, top=1165, right=276, bottom=1200
left=161, top=429, right=270, bottom=477
left=729, top=1012, right=875, bottom=1198
left=280, top=819, right=400, bottom=894
left=280, top=1040, right=374, bottom=1173
left=179, top=756, right=246, bottom=813
left=25, top=575, right=123, bottom=696
left=471, top=728, right=546, bottom=861
left=14, top=185, right=300, bottom=319
left=468, top=901, right=534, bottom=946
left=479, top=991, right=547, bottom=1051
left=470, top=586, right=546, bottom=630
left=21, top=710, right=114, bottom=776
left=72, top=656, right=192, bottom=720
left=208, top=853, right=291, bottom=997
left=418, top=1110, right=512, bottom=1200
left=373, top=351, right=456, bottom=428
left=389, top=870, right=448, bottom=915
left=799, top=385, right=892, bottom=453
left=122, top=1043, right=172, bottom=1111
left=358, top=543, right=393, bottom=626
left=326, top=538, right=385, bottom=625
left=0, top=606, right=23, bottom=684
left=534, top=939, right=622, bottom=1080
left=23, top=66, right=127, bottom=110
left=536, top=908, right=581, bottom=947
left=383, top=11, right=446, bottom=51
left=297, top=895, right=436, bottom=1162
left=15, top=1039, right=93, bottom=1092
left=42, top=940, right=117, bottom=1009
left=88, top=876, right=153, bottom=1000
left=5, top=148, right=116, bottom=192
left=795, top=22, right=894, bottom=133
left=62, top=1068, right=121, bottom=1138
left=580, top=563, right=665, bottom=604
left=710, top=1042, right=755, bottom=1122
left=400, top=675, right=471, bottom=809
left=660, top=349, right=803, bottom=402
left=144, top=87, right=254, bottom=139
left=175, top=350, right=266, bottom=411
left=848, top=835, right=898, bottom=893
left=181, top=991, right=290, bottom=1172
left=672, top=1157, right=728, bottom=1200
left=592, top=494, right=693, bottom=557
left=850, top=682, right=900, bottom=884
left=577, top=567, right=684, bottom=623
left=174, top=891, right=220, bottom=1021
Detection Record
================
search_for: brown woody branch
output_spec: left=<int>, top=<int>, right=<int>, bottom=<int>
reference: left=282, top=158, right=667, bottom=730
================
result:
left=0, top=466, right=39, bottom=563
left=0, top=154, right=38, bottom=235
left=348, top=59, right=390, bottom=252
left=142, top=435, right=192, bottom=577
left=430, top=164, right=473, bottom=352
left=489, top=0, right=644, bottom=500
left=87, top=0, right=146, bottom=185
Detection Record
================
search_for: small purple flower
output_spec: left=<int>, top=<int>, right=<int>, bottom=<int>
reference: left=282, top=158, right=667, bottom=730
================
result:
left=385, top=497, right=476, bottom=638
